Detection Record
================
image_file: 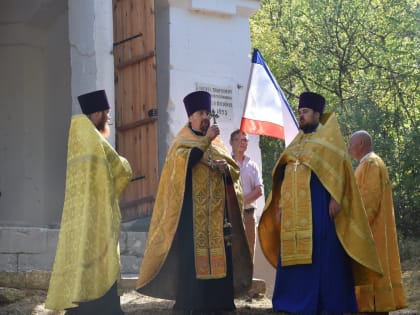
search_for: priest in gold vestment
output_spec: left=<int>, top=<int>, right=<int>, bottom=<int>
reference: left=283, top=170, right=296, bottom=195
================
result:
left=259, top=92, right=383, bottom=315
left=45, top=90, right=132, bottom=314
left=348, top=130, right=407, bottom=313
left=137, top=91, right=252, bottom=314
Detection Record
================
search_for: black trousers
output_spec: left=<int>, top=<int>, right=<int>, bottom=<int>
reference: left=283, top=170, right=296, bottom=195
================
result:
left=64, top=282, right=124, bottom=315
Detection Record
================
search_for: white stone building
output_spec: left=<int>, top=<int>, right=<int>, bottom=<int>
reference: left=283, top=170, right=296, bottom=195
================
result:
left=0, top=0, right=275, bottom=292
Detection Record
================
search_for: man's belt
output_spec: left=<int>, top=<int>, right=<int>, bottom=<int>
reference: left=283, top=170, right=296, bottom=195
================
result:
left=244, top=207, right=255, bottom=213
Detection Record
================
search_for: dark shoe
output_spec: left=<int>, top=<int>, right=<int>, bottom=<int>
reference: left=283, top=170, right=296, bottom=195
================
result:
left=64, top=307, right=79, bottom=315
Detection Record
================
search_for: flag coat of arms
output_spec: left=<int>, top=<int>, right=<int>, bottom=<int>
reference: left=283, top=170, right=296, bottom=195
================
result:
left=240, top=48, right=298, bottom=147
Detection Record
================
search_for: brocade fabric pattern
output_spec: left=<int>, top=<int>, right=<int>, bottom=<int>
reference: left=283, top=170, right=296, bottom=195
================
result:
left=45, top=115, right=132, bottom=311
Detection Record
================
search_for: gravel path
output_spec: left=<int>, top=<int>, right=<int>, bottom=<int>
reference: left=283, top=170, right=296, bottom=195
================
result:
left=0, top=291, right=275, bottom=315
left=1, top=256, right=418, bottom=315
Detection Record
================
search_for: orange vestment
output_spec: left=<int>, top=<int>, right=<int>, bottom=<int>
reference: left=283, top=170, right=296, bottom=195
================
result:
left=354, top=152, right=407, bottom=311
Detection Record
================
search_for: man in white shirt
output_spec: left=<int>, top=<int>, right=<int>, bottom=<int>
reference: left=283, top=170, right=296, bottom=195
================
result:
left=230, top=129, right=263, bottom=261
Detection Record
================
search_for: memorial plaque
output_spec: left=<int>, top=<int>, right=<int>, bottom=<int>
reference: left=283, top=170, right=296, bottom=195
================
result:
left=196, top=83, right=233, bottom=122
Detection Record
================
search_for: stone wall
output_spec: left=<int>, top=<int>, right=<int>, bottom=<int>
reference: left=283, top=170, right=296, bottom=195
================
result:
left=0, top=227, right=147, bottom=284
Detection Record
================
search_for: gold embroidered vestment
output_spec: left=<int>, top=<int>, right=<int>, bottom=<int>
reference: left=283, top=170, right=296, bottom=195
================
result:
left=258, top=113, right=383, bottom=284
left=45, top=115, right=132, bottom=311
left=354, top=153, right=407, bottom=311
left=137, top=124, right=252, bottom=299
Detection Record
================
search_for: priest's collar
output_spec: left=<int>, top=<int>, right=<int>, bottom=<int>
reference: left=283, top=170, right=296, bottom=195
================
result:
left=188, top=122, right=205, bottom=136
left=302, top=123, right=319, bottom=134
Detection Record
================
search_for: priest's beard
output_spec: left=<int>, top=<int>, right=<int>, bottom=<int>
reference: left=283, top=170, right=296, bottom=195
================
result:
left=300, top=122, right=319, bottom=133
left=96, top=113, right=110, bottom=138
left=98, top=123, right=111, bottom=138
left=200, top=118, right=210, bottom=134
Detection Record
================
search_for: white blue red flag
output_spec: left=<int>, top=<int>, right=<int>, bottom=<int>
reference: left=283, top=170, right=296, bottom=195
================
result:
left=240, top=48, right=299, bottom=147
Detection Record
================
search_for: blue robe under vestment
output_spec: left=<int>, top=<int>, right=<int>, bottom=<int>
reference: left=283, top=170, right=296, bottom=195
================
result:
left=272, top=172, right=358, bottom=315
left=260, top=115, right=383, bottom=315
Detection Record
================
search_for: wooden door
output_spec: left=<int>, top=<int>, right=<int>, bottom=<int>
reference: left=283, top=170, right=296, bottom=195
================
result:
left=113, top=0, right=158, bottom=222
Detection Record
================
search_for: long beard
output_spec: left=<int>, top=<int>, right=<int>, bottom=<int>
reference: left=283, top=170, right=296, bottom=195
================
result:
left=99, top=123, right=111, bottom=138
left=200, top=118, right=210, bottom=134
left=96, top=115, right=110, bottom=138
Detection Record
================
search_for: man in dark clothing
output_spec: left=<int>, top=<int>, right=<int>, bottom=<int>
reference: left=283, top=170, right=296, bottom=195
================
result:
left=137, top=91, right=252, bottom=314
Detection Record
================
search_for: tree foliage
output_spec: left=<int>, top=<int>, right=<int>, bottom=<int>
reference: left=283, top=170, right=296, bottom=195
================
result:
left=251, top=0, right=419, bottom=237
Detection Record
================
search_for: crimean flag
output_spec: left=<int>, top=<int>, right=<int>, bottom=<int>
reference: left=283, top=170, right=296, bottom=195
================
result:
left=240, top=48, right=299, bottom=147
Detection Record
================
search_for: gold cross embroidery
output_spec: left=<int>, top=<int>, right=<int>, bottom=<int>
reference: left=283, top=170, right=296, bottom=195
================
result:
left=207, top=148, right=215, bottom=169
left=294, top=159, right=300, bottom=172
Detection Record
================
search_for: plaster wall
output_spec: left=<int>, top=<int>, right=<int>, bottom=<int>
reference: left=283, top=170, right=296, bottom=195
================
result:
left=68, top=0, right=116, bottom=146
left=43, top=11, right=72, bottom=227
left=0, top=29, right=27, bottom=224
left=0, top=21, right=50, bottom=226
left=0, top=0, right=114, bottom=227
left=161, top=0, right=264, bottom=213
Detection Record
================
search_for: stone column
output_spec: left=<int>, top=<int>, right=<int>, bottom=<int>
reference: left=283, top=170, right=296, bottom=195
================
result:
left=68, top=0, right=116, bottom=145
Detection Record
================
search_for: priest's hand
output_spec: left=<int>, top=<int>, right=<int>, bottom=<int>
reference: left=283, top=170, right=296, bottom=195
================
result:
left=329, top=198, right=340, bottom=219
left=215, top=159, right=228, bottom=173
left=276, top=207, right=282, bottom=225
left=206, top=124, right=220, bottom=141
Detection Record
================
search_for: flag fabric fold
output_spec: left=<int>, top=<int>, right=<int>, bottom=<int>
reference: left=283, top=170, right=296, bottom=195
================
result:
left=240, top=48, right=298, bottom=147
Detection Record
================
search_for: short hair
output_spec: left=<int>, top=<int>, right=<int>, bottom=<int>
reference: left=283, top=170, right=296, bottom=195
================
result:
left=351, top=130, right=372, bottom=147
left=230, top=129, right=247, bottom=141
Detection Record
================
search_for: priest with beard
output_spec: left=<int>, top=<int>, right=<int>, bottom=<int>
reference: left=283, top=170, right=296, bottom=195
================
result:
left=45, top=90, right=132, bottom=314
left=258, top=92, right=383, bottom=315
left=137, top=90, right=252, bottom=314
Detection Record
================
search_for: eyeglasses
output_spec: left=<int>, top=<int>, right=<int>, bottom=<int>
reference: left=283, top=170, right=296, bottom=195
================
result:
left=233, top=138, right=249, bottom=143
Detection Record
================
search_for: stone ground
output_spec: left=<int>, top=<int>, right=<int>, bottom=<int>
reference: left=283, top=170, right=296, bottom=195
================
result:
left=1, top=256, right=419, bottom=315
left=0, top=291, right=278, bottom=315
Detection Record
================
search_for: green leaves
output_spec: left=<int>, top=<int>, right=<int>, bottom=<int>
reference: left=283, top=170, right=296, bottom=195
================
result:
left=252, top=0, right=419, bottom=237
